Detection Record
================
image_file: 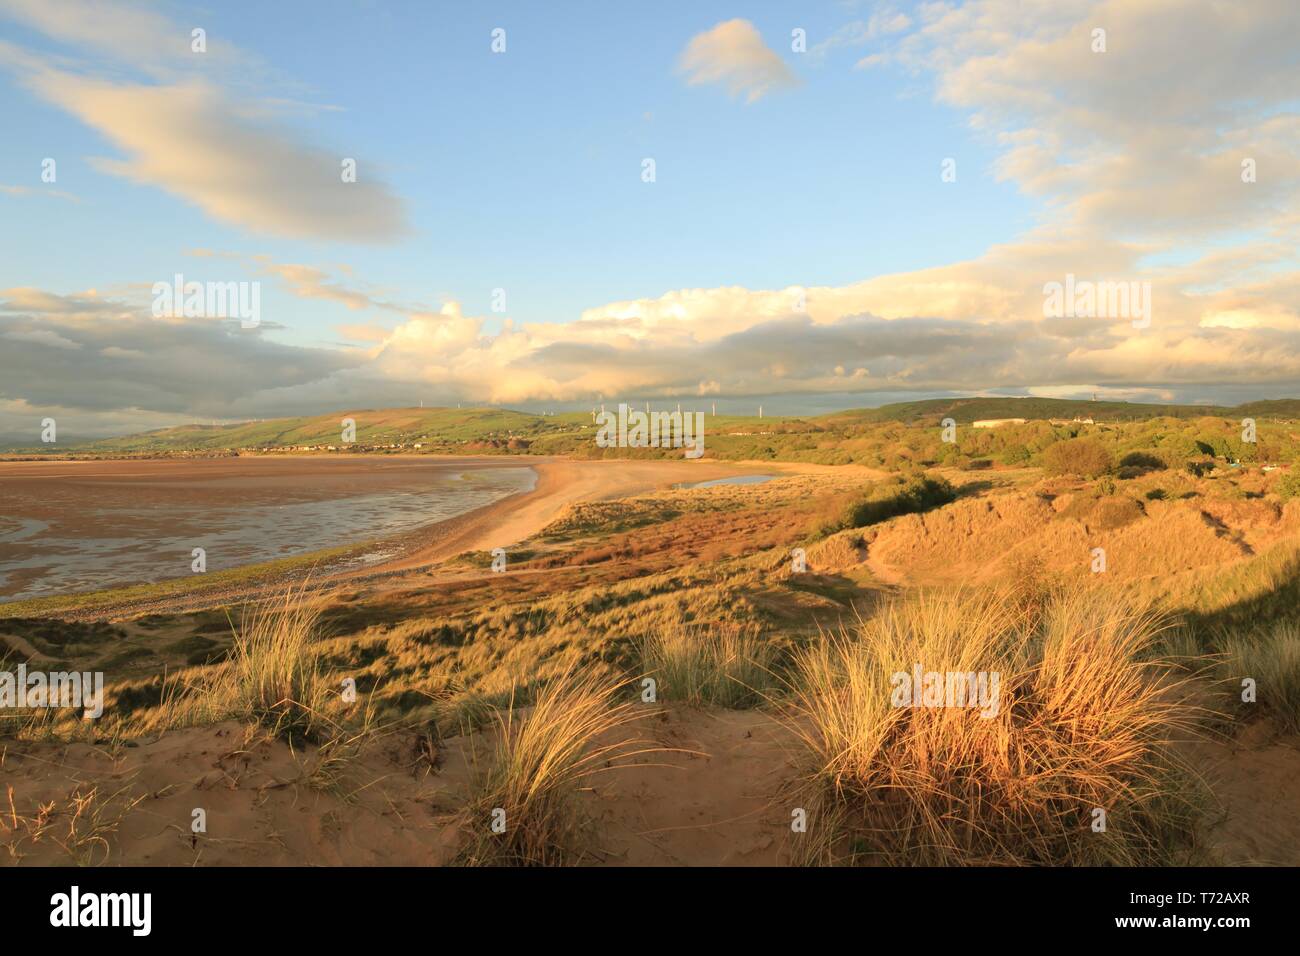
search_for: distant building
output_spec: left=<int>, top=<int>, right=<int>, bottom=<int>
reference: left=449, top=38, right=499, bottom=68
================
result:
left=972, top=418, right=1027, bottom=429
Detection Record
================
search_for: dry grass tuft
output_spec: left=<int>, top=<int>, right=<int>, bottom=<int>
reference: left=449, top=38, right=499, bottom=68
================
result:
left=788, top=587, right=1207, bottom=865
left=1219, top=622, right=1300, bottom=733
left=642, top=623, right=776, bottom=708
left=225, top=585, right=332, bottom=743
left=454, top=667, right=648, bottom=865
left=0, top=780, right=146, bottom=865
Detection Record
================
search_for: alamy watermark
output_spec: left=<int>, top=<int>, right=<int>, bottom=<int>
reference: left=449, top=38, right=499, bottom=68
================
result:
left=595, top=403, right=705, bottom=459
left=0, top=665, right=104, bottom=719
left=890, top=665, right=1000, bottom=718
left=50, top=886, right=150, bottom=936
left=1043, top=273, right=1151, bottom=328
left=152, top=273, right=261, bottom=328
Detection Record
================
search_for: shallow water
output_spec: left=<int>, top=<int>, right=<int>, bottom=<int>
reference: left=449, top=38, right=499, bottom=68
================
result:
left=672, top=474, right=774, bottom=489
left=0, top=459, right=536, bottom=601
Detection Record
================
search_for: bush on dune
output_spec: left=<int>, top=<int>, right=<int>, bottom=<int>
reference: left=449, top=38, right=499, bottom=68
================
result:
left=814, top=474, right=956, bottom=538
left=1044, top=437, right=1115, bottom=478
left=1276, top=472, right=1300, bottom=500
left=1120, top=450, right=1166, bottom=471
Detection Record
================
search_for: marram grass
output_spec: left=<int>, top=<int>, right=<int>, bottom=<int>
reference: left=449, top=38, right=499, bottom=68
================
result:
left=786, top=586, right=1209, bottom=865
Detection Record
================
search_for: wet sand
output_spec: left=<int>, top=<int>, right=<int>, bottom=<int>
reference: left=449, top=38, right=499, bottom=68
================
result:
left=0, top=455, right=757, bottom=617
left=373, top=457, right=757, bottom=570
left=0, top=455, right=538, bottom=601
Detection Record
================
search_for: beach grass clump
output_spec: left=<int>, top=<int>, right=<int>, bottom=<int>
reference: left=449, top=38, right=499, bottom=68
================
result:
left=1218, top=622, right=1300, bottom=733
left=642, top=624, right=776, bottom=709
left=454, top=667, right=645, bottom=866
left=788, top=587, right=1205, bottom=865
left=225, top=586, right=332, bottom=743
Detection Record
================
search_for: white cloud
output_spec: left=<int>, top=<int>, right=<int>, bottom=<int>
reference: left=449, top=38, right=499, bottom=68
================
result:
left=813, top=5, right=913, bottom=59
left=677, top=19, right=798, bottom=103
left=0, top=1, right=407, bottom=241
left=22, top=71, right=407, bottom=241
left=0, top=183, right=79, bottom=201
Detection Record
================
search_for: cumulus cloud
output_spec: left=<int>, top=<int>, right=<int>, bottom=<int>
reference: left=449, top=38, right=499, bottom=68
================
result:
left=0, top=289, right=363, bottom=436
left=888, top=0, right=1300, bottom=240
left=677, top=19, right=798, bottom=102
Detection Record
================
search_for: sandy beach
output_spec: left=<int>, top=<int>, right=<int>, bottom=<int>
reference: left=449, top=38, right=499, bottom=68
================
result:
left=0, top=454, right=763, bottom=617
left=372, top=456, right=765, bottom=570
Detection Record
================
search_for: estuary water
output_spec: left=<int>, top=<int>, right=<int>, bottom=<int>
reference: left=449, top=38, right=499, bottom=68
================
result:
left=0, top=456, right=536, bottom=601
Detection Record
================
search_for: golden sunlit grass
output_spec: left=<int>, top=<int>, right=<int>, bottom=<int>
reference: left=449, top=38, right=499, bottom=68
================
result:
left=453, top=667, right=650, bottom=866
left=642, top=623, right=776, bottom=708
left=787, top=587, right=1208, bottom=865
left=1220, top=622, right=1300, bottom=733
left=225, top=585, right=332, bottom=743
left=96, top=586, right=382, bottom=788
left=5, top=463, right=1294, bottom=867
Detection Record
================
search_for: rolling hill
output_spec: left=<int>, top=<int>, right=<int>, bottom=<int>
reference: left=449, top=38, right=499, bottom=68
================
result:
left=818, top=396, right=1300, bottom=426
left=8, top=396, right=1300, bottom=455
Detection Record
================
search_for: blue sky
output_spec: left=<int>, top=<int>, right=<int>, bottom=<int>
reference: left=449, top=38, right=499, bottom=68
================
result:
left=1, top=0, right=1298, bottom=438
left=1, top=1, right=1029, bottom=345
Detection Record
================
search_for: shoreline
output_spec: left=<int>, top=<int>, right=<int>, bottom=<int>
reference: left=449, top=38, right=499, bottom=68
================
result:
left=1, top=456, right=765, bottom=621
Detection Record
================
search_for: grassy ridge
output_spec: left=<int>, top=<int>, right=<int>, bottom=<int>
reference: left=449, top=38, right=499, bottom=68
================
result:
left=823, top=396, right=1300, bottom=425
left=83, top=407, right=578, bottom=452
left=10, top=396, right=1300, bottom=455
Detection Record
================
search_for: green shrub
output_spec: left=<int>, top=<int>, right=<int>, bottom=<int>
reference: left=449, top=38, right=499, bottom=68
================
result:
left=1120, top=450, right=1165, bottom=471
left=1000, top=444, right=1031, bottom=466
left=819, top=475, right=956, bottom=536
left=1277, top=472, right=1300, bottom=501
left=1043, top=438, right=1114, bottom=478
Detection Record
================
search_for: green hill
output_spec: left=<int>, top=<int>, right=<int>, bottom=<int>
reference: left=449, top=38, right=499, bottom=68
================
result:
left=11, top=396, right=1300, bottom=456
left=813, top=396, right=1265, bottom=426
left=84, top=407, right=584, bottom=452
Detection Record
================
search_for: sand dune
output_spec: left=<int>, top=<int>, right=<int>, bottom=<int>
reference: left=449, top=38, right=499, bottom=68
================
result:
left=5, top=707, right=1296, bottom=867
